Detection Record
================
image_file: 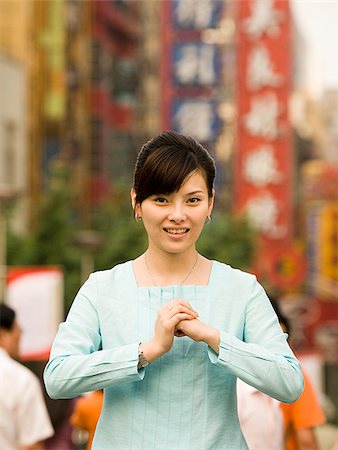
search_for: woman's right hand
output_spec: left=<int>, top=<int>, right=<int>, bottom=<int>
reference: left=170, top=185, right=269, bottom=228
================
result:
left=141, top=299, right=199, bottom=363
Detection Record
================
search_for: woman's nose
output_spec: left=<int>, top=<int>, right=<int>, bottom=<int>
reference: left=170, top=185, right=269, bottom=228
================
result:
left=168, top=204, right=186, bottom=222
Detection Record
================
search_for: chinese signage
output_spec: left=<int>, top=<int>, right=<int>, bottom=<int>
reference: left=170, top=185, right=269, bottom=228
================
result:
left=160, top=0, right=223, bottom=145
left=173, top=43, right=219, bottom=86
left=172, top=0, right=222, bottom=29
left=235, top=0, right=293, bottom=246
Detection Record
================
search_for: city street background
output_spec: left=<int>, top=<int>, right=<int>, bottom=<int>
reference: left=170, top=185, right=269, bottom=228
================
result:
left=0, top=0, right=337, bottom=449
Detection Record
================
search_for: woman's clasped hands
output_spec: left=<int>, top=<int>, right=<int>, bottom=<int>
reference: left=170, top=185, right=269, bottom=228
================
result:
left=155, top=299, right=198, bottom=352
left=141, top=299, right=220, bottom=363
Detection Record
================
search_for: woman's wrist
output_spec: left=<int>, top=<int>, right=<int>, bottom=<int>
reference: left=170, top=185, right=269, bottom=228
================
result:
left=140, top=340, right=166, bottom=363
left=202, top=327, right=220, bottom=354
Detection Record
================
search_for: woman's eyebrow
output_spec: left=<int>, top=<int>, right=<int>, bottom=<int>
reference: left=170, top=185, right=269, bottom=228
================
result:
left=185, top=190, right=205, bottom=196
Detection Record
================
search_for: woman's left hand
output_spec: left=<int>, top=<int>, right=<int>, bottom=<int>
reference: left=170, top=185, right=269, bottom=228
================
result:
left=175, top=318, right=207, bottom=341
left=175, top=319, right=220, bottom=353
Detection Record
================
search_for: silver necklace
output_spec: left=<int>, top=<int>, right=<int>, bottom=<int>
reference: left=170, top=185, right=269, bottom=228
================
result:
left=144, top=252, right=199, bottom=287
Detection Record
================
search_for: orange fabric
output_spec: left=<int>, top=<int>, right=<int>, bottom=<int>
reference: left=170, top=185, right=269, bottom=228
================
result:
left=70, top=391, right=103, bottom=450
left=281, top=371, right=326, bottom=450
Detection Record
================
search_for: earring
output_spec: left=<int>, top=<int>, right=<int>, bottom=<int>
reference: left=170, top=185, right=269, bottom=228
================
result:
left=135, top=215, right=142, bottom=222
left=205, top=216, right=211, bottom=224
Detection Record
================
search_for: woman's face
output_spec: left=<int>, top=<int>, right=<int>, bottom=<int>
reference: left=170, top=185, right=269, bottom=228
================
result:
left=132, top=170, right=214, bottom=255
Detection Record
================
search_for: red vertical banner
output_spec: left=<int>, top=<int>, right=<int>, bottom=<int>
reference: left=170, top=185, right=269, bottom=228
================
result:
left=234, top=0, right=294, bottom=280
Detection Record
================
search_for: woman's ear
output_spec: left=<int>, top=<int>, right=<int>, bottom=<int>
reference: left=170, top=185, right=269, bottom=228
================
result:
left=208, top=189, right=215, bottom=215
left=131, top=188, right=141, bottom=219
left=130, top=188, right=137, bottom=211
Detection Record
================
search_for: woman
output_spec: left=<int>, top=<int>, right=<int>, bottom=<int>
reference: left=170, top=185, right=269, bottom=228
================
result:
left=44, top=131, right=304, bottom=450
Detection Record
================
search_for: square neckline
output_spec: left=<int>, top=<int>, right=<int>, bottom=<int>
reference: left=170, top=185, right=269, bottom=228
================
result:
left=128, top=259, right=215, bottom=290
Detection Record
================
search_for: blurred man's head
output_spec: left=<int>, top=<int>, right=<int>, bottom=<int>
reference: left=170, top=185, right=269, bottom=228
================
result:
left=0, top=303, right=21, bottom=359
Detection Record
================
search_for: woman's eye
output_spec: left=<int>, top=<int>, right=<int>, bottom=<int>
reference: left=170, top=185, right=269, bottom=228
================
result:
left=154, top=197, right=168, bottom=203
left=187, top=197, right=201, bottom=203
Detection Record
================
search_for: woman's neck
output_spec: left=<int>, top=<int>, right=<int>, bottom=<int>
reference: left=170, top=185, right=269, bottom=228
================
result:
left=143, top=248, right=199, bottom=286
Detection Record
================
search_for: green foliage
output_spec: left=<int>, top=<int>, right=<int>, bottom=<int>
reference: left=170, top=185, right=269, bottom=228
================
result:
left=197, top=212, right=256, bottom=270
left=93, top=185, right=147, bottom=270
left=7, top=161, right=82, bottom=312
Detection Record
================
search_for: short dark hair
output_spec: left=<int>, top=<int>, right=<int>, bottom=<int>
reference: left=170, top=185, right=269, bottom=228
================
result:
left=0, top=303, right=15, bottom=331
left=270, top=298, right=291, bottom=335
left=133, top=130, right=216, bottom=205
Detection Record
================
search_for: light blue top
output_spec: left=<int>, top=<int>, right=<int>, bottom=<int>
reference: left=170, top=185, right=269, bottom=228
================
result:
left=44, top=260, right=304, bottom=450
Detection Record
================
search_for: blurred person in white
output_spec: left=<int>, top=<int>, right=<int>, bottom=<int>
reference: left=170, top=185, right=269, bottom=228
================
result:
left=237, top=377, right=284, bottom=450
left=236, top=297, right=286, bottom=450
left=0, top=303, right=54, bottom=450
left=238, top=297, right=326, bottom=450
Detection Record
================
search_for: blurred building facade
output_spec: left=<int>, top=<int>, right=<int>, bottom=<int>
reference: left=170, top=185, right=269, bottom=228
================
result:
left=61, top=0, right=140, bottom=225
left=322, top=89, right=338, bottom=165
left=137, top=1, right=161, bottom=141
left=0, top=0, right=33, bottom=231
left=0, top=56, right=26, bottom=231
left=0, top=0, right=140, bottom=230
left=86, top=0, right=139, bottom=208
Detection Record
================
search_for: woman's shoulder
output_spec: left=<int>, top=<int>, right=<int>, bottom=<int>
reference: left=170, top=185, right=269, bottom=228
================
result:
left=85, top=261, right=137, bottom=295
left=89, top=261, right=133, bottom=285
left=211, top=260, right=257, bottom=286
left=208, top=261, right=263, bottom=308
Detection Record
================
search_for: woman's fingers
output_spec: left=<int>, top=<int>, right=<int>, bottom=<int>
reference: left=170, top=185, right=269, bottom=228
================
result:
left=164, top=299, right=199, bottom=317
left=171, top=313, right=197, bottom=323
left=167, top=305, right=198, bottom=318
left=152, top=300, right=199, bottom=353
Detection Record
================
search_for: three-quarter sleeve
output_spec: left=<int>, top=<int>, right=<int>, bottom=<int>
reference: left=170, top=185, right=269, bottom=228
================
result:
left=207, top=276, right=304, bottom=403
left=44, top=273, right=144, bottom=399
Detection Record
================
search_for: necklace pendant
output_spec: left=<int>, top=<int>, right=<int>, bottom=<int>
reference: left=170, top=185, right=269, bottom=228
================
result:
left=144, top=253, right=199, bottom=286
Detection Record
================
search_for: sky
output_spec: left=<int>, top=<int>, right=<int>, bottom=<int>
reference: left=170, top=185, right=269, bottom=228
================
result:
left=290, top=0, right=338, bottom=95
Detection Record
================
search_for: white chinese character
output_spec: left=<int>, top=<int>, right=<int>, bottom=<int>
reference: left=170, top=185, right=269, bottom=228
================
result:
left=246, top=192, right=285, bottom=238
left=247, top=44, right=283, bottom=90
left=175, top=45, right=216, bottom=85
left=175, top=45, right=199, bottom=84
left=243, top=0, right=284, bottom=40
left=175, top=0, right=214, bottom=29
left=243, top=92, right=281, bottom=139
left=198, top=45, right=217, bottom=84
left=244, top=145, right=283, bottom=187
left=174, top=101, right=214, bottom=142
